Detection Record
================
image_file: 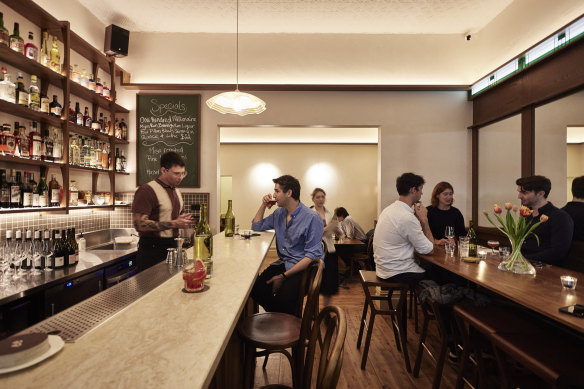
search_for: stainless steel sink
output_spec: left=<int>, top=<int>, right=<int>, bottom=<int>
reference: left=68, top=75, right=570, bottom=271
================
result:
left=85, top=228, right=138, bottom=251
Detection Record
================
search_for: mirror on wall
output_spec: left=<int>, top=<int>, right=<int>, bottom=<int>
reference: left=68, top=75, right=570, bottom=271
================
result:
left=535, top=89, right=584, bottom=206
left=477, top=114, right=522, bottom=227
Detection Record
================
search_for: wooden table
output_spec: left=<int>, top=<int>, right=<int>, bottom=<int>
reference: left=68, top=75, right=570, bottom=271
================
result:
left=416, top=246, right=584, bottom=334
left=334, top=237, right=366, bottom=246
left=334, top=238, right=367, bottom=283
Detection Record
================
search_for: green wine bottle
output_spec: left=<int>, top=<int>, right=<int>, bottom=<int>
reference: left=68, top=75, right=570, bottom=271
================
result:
left=467, top=220, right=477, bottom=257
left=224, top=200, right=235, bottom=237
left=194, top=204, right=213, bottom=278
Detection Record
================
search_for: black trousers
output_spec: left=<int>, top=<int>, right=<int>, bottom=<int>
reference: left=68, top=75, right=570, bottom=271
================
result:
left=137, top=237, right=176, bottom=272
left=379, top=271, right=426, bottom=286
left=251, top=263, right=303, bottom=315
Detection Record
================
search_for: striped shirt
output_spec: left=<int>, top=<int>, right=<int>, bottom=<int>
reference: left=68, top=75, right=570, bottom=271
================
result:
left=132, top=178, right=184, bottom=238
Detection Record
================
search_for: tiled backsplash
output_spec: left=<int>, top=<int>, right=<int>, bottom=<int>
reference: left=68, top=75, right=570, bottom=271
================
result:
left=0, top=192, right=210, bottom=239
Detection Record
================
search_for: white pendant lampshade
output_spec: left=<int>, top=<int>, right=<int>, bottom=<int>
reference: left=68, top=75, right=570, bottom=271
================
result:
left=206, top=0, right=266, bottom=116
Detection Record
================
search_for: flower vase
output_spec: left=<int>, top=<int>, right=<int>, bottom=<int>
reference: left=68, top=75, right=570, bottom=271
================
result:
left=497, top=237, right=536, bottom=275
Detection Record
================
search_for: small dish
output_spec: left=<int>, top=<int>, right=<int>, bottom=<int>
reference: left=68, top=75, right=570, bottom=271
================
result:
left=462, top=256, right=480, bottom=263
left=0, top=335, right=64, bottom=374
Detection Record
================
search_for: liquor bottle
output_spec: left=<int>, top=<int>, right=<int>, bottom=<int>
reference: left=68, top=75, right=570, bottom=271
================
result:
left=53, top=230, right=64, bottom=269
left=52, top=127, right=62, bottom=161
left=0, top=13, right=9, bottom=46
left=10, top=170, right=21, bottom=208
left=195, top=203, right=213, bottom=278
left=224, top=200, right=235, bottom=237
left=91, top=112, right=100, bottom=131
left=120, top=118, right=128, bottom=140
left=29, top=173, right=38, bottom=207
left=15, top=73, right=29, bottom=107
left=12, top=122, right=21, bottom=157
left=48, top=174, right=60, bottom=207
left=75, top=102, right=83, bottom=126
left=33, top=230, right=42, bottom=269
left=18, top=124, right=30, bottom=158
left=42, top=128, right=54, bottom=162
left=90, top=140, right=98, bottom=168
left=88, top=73, right=96, bottom=91
left=114, top=118, right=121, bottom=139
left=102, top=81, right=110, bottom=100
left=49, top=95, right=62, bottom=117
left=40, top=31, right=50, bottom=67
left=9, top=22, right=23, bottom=54
left=28, top=75, right=40, bottom=111
left=22, top=229, right=32, bottom=269
left=43, top=230, right=53, bottom=269
left=68, top=228, right=78, bottom=266
left=120, top=150, right=126, bottom=172
left=98, top=112, right=105, bottom=132
left=49, top=36, right=60, bottom=73
left=29, top=121, right=41, bottom=159
left=40, top=92, right=49, bottom=113
left=80, top=69, right=88, bottom=88
left=101, top=142, right=109, bottom=169
left=83, top=106, right=92, bottom=127
left=0, top=169, right=9, bottom=208
left=0, top=67, right=15, bottom=102
left=95, top=142, right=102, bottom=168
left=69, top=180, right=78, bottom=206
left=467, top=220, right=477, bottom=257
left=36, top=174, right=48, bottom=207
left=95, top=77, right=103, bottom=95
left=70, top=135, right=80, bottom=165
left=2, top=123, right=15, bottom=155
left=23, top=31, right=38, bottom=61
left=83, top=138, right=91, bottom=167
left=115, top=148, right=121, bottom=171
left=21, top=171, right=32, bottom=208
left=71, top=64, right=79, bottom=83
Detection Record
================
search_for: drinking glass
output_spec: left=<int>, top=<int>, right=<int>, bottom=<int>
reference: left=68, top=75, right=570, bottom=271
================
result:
left=444, top=226, right=455, bottom=241
left=487, top=240, right=500, bottom=255
left=29, top=239, right=42, bottom=276
left=0, top=252, right=10, bottom=287
left=11, top=245, right=22, bottom=279
left=458, top=236, right=469, bottom=258
left=499, top=246, right=510, bottom=260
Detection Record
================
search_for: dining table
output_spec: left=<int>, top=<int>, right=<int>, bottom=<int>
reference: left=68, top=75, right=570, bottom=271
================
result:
left=415, top=246, right=584, bottom=335
left=333, top=237, right=367, bottom=283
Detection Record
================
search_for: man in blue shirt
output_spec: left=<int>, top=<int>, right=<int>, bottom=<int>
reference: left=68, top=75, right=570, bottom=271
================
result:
left=251, top=175, right=324, bottom=314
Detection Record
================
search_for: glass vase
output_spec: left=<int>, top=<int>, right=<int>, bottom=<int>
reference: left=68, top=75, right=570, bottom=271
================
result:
left=497, top=236, right=536, bottom=275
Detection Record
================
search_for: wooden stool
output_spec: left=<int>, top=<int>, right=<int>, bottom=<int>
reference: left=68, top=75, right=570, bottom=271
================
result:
left=356, top=270, right=411, bottom=372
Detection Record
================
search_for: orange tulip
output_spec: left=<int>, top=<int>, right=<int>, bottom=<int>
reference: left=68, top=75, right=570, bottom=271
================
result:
left=504, top=202, right=512, bottom=210
left=494, top=204, right=502, bottom=214
left=513, top=205, right=518, bottom=212
left=540, top=214, right=549, bottom=222
left=482, top=209, right=488, bottom=215
left=519, top=206, right=533, bottom=217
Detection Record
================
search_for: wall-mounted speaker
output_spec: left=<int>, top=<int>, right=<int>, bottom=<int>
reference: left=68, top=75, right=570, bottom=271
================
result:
left=104, top=24, right=129, bottom=57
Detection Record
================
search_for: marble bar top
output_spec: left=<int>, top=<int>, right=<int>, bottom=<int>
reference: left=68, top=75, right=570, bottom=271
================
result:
left=0, top=231, right=275, bottom=389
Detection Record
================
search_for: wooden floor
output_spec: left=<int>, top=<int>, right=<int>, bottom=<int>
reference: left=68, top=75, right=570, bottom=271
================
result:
left=252, top=252, right=459, bottom=388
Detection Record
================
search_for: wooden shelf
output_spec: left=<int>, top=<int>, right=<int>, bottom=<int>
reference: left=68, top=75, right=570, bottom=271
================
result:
left=115, top=171, right=130, bottom=175
left=69, top=164, right=112, bottom=173
left=0, top=45, right=66, bottom=88
left=0, top=99, right=64, bottom=127
left=69, top=204, right=115, bottom=211
left=1, top=0, right=65, bottom=41
left=69, top=81, right=113, bottom=111
left=0, top=154, right=64, bottom=168
left=70, top=32, right=112, bottom=75
left=114, top=138, right=129, bottom=144
left=67, top=122, right=110, bottom=141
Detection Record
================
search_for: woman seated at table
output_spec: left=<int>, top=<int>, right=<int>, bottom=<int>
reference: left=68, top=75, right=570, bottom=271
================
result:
left=310, top=188, right=338, bottom=306
left=427, top=182, right=466, bottom=245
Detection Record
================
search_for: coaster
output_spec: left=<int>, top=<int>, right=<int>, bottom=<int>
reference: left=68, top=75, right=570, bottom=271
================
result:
left=462, top=257, right=480, bottom=263
left=181, top=285, right=210, bottom=293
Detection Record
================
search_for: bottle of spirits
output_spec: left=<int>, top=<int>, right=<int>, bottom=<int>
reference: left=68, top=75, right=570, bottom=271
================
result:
left=98, top=112, right=105, bottom=132
left=40, top=31, right=50, bottom=67
left=0, top=13, right=9, bottom=46
left=83, top=106, right=92, bottom=127
left=80, top=69, right=88, bottom=88
left=69, top=180, right=78, bottom=206
left=29, top=121, right=41, bottom=159
left=71, top=64, right=79, bottom=83
left=28, top=75, right=40, bottom=111
left=9, top=22, right=23, bottom=53
left=88, top=73, right=96, bottom=91
left=0, top=169, right=9, bottom=208
left=195, top=204, right=213, bottom=278
left=48, top=174, right=60, bottom=207
left=102, top=142, right=109, bottom=169
left=2, top=124, right=15, bottom=155
left=49, top=36, right=60, bottom=73
left=0, top=67, right=15, bottom=102
left=49, top=95, right=62, bottom=117
left=91, top=112, right=100, bottom=131
left=23, top=31, right=38, bottom=61
left=102, top=81, right=110, bottom=100
left=115, top=148, right=121, bottom=171
left=29, top=172, right=38, bottom=206
left=120, top=118, right=128, bottom=140
left=53, top=230, right=64, bottom=269
left=42, top=128, right=53, bottom=162
left=75, top=102, right=83, bottom=126
left=83, top=138, right=91, bottom=167
left=21, top=171, right=32, bottom=208
left=15, top=73, right=29, bottom=107
left=36, top=174, right=48, bottom=207
left=90, top=140, right=98, bottom=168
left=68, top=228, right=78, bottom=266
left=114, top=118, right=121, bottom=139
left=120, top=150, right=126, bottom=172
left=224, top=200, right=235, bottom=237
left=18, top=124, right=30, bottom=158
left=95, top=141, right=102, bottom=168
left=70, top=135, right=80, bottom=165
left=40, top=92, right=49, bottom=113
left=10, top=169, right=21, bottom=208
left=95, top=77, right=103, bottom=95
left=52, top=127, right=62, bottom=161
left=467, top=220, right=477, bottom=257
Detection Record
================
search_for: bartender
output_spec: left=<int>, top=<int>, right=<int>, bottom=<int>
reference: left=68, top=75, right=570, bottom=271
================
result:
left=132, top=151, right=194, bottom=272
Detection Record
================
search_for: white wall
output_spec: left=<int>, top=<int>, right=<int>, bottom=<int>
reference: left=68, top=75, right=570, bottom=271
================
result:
left=220, top=143, right=378, bottom=232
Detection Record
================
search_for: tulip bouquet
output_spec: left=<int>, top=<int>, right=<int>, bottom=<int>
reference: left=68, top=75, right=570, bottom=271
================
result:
left=482, top=203, right=548, bottom=274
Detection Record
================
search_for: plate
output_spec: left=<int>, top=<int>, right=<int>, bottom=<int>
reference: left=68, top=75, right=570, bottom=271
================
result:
left=0, top=335, right=64, bottom=374
left=462, top=257, right=480, bottom=263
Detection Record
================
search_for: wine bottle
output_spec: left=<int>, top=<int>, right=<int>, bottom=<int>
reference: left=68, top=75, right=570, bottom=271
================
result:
left=36, top=174, right=48, bottom=207
left=10, top=169, right=20, bottom=208
left=0, top=12, right=9, bottom=46
left=48, top=174, right=60, bottom=207
left=120, top=150, right=126, bottom=172
left=224, top=200, right=235, bottom=237
left=29, top=173, right=38, bottom=207
left=21, top=171, right=32, bottom=208
left=194, top=204, right=213, bottom=278
left=61, top=229, right=70, bottom=267
left=9, top=22, right=23, bottom=54
left=53, top=230, right=64, bottom=269
left=68, top=228, right=78, bottom=266
left=0, top=169, right=9, bottom=208
left=115, top=148, right=121, bottom=171
left=467, top=220, right=477, bottom=257
left=120, top=118, right=128, bottom=140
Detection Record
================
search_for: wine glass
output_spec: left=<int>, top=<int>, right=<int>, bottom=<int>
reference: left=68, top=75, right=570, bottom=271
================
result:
left=29, top=238, right=42, bottom=276
left=487, top=240, right=500, bottom=255
left=444, top=226, right=455, bottom=240
left=0, top=250, right=10, bottom=287
left=11, top=243, right=22, bottom=279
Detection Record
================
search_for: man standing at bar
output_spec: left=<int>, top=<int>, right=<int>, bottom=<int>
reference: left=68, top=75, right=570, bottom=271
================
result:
left=251, top=175, right=324, bottom=315
left=562, top=176, right=584, bottom=241
left=516, top=175, right=573, bottom=264
left=132, top=151, right=194, bottom=272
left=373, top=172, right=434, bottom=285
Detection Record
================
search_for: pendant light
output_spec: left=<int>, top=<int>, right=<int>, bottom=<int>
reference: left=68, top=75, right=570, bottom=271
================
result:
left=206, top=0, right=266, bottom=116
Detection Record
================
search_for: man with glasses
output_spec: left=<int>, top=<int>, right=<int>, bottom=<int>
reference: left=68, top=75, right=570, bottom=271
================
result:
left=132, top=151, right=194, bottom=272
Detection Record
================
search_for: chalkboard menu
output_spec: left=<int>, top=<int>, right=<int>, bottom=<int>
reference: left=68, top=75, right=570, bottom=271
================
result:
left=136, top=94, right=200, bottom=187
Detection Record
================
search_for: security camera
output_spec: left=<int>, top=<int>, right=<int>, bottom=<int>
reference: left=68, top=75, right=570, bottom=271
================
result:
left=466, top=34, right=471, bottom=41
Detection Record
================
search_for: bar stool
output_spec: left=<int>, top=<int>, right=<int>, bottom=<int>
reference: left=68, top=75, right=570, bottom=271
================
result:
left=238, top=259, right=323, bottom=388
left=356, top=270, right=411, bottom=372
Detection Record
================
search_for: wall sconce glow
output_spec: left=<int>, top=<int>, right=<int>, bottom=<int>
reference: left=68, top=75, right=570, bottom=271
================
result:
left=250, top=163, right=280, bottom=190
left=305, top=163, right=337, bottom=190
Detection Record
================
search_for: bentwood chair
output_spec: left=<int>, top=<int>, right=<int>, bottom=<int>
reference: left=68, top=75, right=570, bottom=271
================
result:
left=259, top=305, right=347, bottom=389
left=238, top=259, right=323, bottom=388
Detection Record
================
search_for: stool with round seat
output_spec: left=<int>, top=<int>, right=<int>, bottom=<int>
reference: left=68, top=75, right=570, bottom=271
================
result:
left=238, top=259, right=323, bottom=388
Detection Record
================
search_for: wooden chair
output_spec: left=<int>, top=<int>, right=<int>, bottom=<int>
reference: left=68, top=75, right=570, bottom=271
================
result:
left=563, top=240, right=584, bottom=272
left=356, top=270, right=411, bottom=372
left=343, top=235, right=373, bottom=282
left=238, top=259, right=323, bottom=388
left=259, top=305, right=347, bottom=389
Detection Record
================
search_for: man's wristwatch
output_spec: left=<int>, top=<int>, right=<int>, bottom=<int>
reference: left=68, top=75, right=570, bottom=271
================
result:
left=281, top=272, right=288, bottom=281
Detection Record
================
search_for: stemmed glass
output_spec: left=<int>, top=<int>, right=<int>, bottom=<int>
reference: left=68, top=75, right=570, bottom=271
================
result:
left=10, top=241, right=22, bottom=279
left=0, top=249, right=10, bottom=287
left=487, top=240, right=500, bottom=255
left=444, top=226, right=455, bottom=241
left=29, top=237, right=42, bottom=276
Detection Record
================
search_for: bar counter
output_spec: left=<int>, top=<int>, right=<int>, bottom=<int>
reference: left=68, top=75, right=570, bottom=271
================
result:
left=0, top=231, right=275, bottom=388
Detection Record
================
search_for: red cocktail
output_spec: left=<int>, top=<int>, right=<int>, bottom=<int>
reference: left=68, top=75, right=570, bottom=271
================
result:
left=183, top=259, right=207, bottom=292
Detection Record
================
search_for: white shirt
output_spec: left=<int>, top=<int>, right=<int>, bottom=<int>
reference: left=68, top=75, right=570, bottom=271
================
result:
left=340, top=215, right=367, bottom=241
left=373, top=200, right=434, bottom=279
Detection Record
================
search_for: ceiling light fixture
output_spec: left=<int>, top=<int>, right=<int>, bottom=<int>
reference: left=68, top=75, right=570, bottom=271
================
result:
left=206, top=0, right=266, bottom=116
